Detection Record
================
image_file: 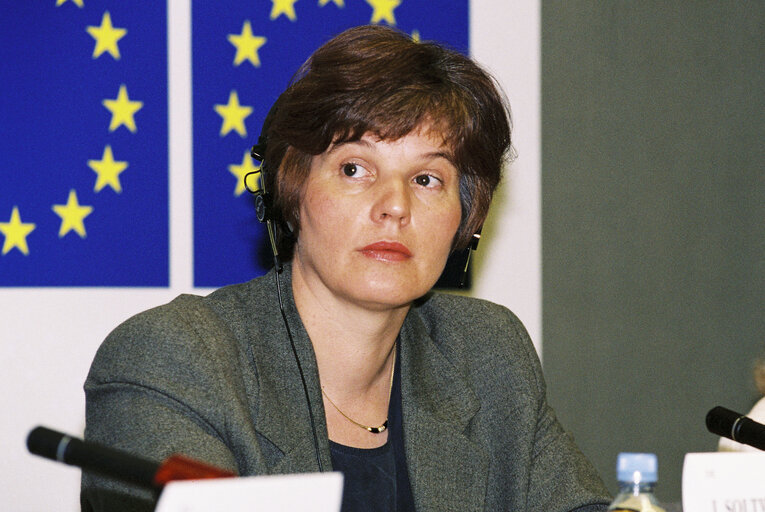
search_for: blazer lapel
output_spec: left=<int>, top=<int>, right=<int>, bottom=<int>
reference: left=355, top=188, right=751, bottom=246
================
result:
left=242, top=267, right=333, bottom=474
left=400, top=309, right=489, bottom=512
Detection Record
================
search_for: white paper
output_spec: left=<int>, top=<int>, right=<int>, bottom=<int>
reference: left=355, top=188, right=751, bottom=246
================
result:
left=155, top=472, right=343, bottom=512
left=682, top=452, right=765, bottom=512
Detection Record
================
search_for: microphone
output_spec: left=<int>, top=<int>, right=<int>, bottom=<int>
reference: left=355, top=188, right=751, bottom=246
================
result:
left=705, top=406, right=765, bottom=451
left=27, top=426, right=235, bottom=488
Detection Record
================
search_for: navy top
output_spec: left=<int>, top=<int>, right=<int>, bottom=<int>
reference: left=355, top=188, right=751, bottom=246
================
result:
left=329, top=343, right=415, bottom=512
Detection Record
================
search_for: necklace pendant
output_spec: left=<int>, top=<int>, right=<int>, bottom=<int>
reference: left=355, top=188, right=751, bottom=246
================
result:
left=367, top=420, right=388, bottom=434
left=321, top=344, right=396, bottom=435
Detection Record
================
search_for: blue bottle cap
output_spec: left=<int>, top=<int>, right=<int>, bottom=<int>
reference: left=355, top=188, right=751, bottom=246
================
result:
left=616, top=452, right=658, bottom=483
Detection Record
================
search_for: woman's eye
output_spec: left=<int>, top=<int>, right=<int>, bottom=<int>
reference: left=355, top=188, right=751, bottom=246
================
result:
left=414, top=174, right=439, bottom=187
left=342, top=162, right=367, bottom=177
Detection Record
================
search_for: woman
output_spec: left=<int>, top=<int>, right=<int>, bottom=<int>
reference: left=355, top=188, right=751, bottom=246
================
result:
left=82, top=25, right=610, bottom=511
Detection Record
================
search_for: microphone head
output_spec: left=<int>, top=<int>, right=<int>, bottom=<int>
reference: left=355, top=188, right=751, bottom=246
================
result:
left=706, top=406, right=741, bottom=439
left=27, top=426, right=66, bottom=461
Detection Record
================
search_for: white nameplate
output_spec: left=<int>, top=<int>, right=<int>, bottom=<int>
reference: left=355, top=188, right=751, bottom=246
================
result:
left=155, top=471, right=343, bottom=512
left=682, top=452, right=765, bottom=512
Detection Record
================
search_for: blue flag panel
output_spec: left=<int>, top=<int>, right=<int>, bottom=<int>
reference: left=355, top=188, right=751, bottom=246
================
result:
left=0, top=2, right=168, bottom=286
left=192, top=0, right=469, bottom=287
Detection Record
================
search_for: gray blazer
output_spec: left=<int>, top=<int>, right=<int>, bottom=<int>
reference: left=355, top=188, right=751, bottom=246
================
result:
left=81, top=265, right=610, bottom=511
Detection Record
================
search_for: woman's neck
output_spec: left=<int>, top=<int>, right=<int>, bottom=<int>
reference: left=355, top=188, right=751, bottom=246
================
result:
left=291, top=259, right=408, bottom=395
left=291, top=259, right=407, bottom=448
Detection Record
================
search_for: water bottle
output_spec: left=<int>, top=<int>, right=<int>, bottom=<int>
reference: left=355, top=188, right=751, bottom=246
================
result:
left=608, top=452, right=666, bottom=512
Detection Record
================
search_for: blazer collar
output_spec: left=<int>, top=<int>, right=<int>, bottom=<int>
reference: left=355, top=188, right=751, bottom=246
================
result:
left=399, top=302, right=489, bottom=511
left=245, top=265, right=333, bottom=473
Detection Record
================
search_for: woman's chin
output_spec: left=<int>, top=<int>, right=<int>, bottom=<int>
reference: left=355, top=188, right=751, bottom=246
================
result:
left=339, top=277, right=434, bottom=311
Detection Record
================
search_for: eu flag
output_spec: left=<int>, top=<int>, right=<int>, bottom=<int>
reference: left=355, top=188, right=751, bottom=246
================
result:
left=0, top=2, right=168, bottom=286
left=191, top=0, right=469, bottom=287
left=1, top=1, right=468, bottom=288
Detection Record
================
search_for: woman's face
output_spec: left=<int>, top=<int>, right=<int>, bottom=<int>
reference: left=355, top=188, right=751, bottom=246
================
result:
left=292, top=127, right=462, bottom=311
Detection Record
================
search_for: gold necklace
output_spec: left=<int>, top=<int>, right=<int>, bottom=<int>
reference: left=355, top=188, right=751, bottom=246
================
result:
left=321, top=345, right=396, bottom=434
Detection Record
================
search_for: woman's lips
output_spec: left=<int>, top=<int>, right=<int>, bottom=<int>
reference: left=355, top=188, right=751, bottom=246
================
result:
left=360, top=241, right=413, bottom=261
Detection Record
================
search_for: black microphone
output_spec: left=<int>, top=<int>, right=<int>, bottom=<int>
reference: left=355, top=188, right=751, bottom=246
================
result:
left=27, top=426, right=234, bottom=488
left=706, top=406, right=765, bottom=451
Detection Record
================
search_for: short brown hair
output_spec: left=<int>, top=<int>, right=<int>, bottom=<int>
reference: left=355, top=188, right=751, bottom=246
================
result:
left=262, top=25, right=512, bottom=259
left=756, top=358, right=765, bottom=395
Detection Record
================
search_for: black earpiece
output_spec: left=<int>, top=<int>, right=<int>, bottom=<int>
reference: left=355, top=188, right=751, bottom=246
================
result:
left=459, top=227, right=482, bottom=288
left=247, top=111, right=282, bottom=273
left=248, top=140, right=272, bottom=222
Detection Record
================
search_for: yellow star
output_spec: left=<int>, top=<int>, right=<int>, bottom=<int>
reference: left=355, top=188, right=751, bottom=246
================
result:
left=52, top=190, right=94, bottom=238
left=88, top=145, right=129, bottom=193
left=56, top=0, right=84, bottom=7
left=319, top=0, right=344, bottom=6
left=86, top=11, right=127, bottom=59
left=0, top=207, right=36, bottom=256
left=214, top=90, right=253, bottom=137
left=270, top=0, right=299, bottom=21
left=102, top=84, right=143, bottom=133
left=228, top=21, right=267, bottom=67
left=411, top=29, right=420, bottom=42
left=228, top=151, right=261, bottom=197
left=366, top=0, right=401, bottom=25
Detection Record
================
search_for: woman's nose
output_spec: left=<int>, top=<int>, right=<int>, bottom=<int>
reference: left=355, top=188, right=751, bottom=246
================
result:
left=370, top=177, right=411, bottom=225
